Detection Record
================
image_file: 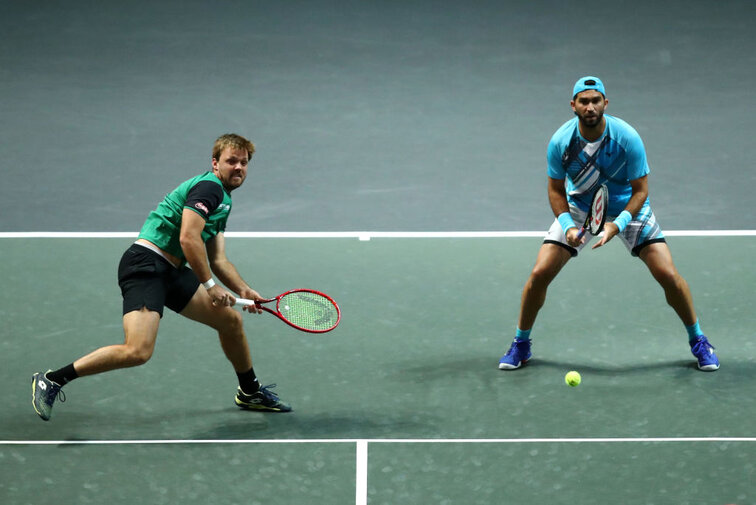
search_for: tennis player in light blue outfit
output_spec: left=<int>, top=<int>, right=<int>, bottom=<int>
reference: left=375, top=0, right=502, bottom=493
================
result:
left=499, top=76, right=719, bottom=371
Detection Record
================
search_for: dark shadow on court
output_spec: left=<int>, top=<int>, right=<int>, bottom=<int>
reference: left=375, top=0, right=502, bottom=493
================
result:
left=393, top=355, right=698, bottom=379
left=529, top=358, right=695, bottom=374
left=195, top=412, right=433, bottom=440
left=394, top=356, right=502, bottom=382
left=531, top=358, right=756, bottom=379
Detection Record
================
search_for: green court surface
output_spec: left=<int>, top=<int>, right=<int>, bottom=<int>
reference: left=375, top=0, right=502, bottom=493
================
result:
left=2, top=236, right=755, bottom=504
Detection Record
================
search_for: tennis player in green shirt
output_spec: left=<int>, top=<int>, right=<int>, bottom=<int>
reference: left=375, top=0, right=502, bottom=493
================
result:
left=32, top=133, right=291, bottom=420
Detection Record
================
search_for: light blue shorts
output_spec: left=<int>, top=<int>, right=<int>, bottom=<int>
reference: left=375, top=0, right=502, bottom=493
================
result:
left=544, top=204, right=666, bottom=257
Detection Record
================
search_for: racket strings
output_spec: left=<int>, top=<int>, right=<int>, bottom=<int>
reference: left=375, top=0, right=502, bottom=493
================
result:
left=589, top=185, right=608, bottom=234
left=279, top=292, right=339, bottom=331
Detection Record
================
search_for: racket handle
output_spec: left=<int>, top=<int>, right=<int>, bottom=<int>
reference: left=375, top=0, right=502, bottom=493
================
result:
left=235, top=298, right=258, bottom=307
left=577, top=227, right=586, bottom=239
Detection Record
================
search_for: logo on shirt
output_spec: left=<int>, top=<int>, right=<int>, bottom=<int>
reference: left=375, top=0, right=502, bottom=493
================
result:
left=195, top=202, right=209, bottom=214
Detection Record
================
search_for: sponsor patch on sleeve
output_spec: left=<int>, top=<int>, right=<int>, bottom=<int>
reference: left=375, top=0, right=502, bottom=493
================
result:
left=194, top=202, right=209, bottom=215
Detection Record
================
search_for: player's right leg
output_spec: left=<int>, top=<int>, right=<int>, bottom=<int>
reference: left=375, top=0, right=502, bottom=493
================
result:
left=74, top=308, right=161, bottom=375
left=32, top=244, right=167, bottom=421
left=72, top=244, right=168, bottom=375
left=32, top=308, right=161, bottom=421
left=518, top=242, right=573, bottom=331
left=499, top=242, right=572, bottom=370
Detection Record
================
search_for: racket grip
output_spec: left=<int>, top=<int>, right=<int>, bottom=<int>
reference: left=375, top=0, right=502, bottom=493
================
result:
left=577, top=227, right=586, bottom=239
left=235, top=298, right=258, bottom=307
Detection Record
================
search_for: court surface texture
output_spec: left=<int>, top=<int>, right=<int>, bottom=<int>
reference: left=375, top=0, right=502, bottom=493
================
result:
left=2, top=234, right=755, bottom=504
left=2, top=0, right=755, bottom=504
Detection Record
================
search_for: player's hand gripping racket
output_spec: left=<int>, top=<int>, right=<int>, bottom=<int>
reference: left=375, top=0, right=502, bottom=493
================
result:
left=577, top=184, right=608, bottom=239
left=236, top=289, right=341, bottom=333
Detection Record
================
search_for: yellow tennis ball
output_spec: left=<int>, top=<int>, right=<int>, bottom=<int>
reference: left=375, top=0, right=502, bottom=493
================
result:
left=565, top=371, right=581, bottom=387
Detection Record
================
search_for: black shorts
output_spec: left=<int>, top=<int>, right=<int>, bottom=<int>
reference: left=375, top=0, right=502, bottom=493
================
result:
left=117, top=244, right=200, bottom=317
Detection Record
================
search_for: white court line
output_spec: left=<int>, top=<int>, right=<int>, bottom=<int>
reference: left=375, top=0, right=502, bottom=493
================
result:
left=2, top=437, right=754, bottom=445
left=6, top=228, right=753, bottom=504
left=1, top=230, right=756, bottom=239
left=355, top=440, right=368, bottom=505
left=6, top=437, right=752, bottom=505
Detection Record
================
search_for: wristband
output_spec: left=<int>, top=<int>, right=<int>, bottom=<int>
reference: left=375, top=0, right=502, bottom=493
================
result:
left=202, top=278, right=216, bottom=289
left=613, top=210, right=632, bottom=233
left=557, top=212, right=577, bottom=234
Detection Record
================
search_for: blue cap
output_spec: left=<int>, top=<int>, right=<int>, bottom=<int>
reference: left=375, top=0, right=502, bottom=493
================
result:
left=572, top=76, right=605, bottom=98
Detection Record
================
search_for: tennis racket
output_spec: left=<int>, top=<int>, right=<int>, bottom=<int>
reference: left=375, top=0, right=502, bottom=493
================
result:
left=577, top=184, right=608, bottom=239
left=236, top=289, right=341, bottom=333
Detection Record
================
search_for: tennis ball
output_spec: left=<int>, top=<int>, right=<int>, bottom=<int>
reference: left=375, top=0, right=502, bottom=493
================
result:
left=565, top=371, right=581, bottom=387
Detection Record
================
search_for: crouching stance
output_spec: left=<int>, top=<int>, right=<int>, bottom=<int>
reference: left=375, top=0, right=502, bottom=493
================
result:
left=32, top=134, right=291, bottom=421
left=499, top=77, right=719, bottom=372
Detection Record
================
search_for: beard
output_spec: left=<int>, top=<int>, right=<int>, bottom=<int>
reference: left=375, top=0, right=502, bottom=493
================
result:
left=577, top=110, right=604, bottom=128
left=219, top=171, right=246, bottom=192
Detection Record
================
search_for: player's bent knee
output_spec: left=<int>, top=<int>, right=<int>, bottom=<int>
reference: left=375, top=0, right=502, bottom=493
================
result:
left=529, top=265, right=558, bottom=287
left=124, top=346, right=154, bottom=367
left=652, top=266, right=681, bottom=288
left=217, top=307, right=244, bottom=333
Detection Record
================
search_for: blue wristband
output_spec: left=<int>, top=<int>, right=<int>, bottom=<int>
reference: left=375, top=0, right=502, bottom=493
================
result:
left=613, top=210, right=632, bottom=233
left=557, top=212, right=577, bottom=234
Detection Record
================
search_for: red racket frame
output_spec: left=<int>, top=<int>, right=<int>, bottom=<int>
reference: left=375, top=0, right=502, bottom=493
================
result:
left=238, top=289, right=341, bottom=333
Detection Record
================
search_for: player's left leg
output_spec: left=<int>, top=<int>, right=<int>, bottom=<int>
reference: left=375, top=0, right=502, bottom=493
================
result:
left=638, top=242, right=696, bottom=324
left=179, top=285, right=292, bottom=411
left=638, top=242, right=719, bottom=370
left=180, top=286, right=251, bottom=371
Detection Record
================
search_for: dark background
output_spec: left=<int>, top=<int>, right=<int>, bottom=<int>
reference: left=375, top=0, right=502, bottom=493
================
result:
left=2, top=0, right=754, bottom=233
left=2, top=2, right=754, bottom=504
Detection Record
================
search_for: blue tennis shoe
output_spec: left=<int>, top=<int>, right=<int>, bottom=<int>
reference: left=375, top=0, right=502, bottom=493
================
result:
left=498, top=339, right=532, bottom=370
left=690, top=336, right=719, bottom=371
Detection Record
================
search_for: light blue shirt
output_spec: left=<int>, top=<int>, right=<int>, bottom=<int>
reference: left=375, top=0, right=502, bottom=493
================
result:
left=547, top=114, right=650, bottom=216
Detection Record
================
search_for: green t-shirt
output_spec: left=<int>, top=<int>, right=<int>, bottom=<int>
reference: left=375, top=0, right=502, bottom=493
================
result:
left=138, top=172, right=232, bottom=263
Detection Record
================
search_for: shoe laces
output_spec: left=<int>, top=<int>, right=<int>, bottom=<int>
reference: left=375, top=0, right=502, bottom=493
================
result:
left=258, top=384, right=280, bottom=400
left=692, top=338, right=714, bottom=356
left=507, top=340, right=528, bottom=356
left=42, top=373, right=66, bottom=403
left=51, top=384, right=66, bottom=403
left=46, top=383, right=66, bottom=403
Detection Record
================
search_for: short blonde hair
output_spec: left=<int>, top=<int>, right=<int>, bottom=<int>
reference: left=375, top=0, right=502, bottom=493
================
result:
left=212, top=133, right=255, bottom=161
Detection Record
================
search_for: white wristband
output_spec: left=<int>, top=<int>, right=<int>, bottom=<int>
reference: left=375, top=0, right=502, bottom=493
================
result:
left=202, top=278, right=216, bottom=289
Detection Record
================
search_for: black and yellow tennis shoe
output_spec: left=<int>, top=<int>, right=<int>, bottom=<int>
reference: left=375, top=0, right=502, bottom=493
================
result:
left=235, top=384, right=292, bottom=412
left=31, top=371, right=66, bottom=421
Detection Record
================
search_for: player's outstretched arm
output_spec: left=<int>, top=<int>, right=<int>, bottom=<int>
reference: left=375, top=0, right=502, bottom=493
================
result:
left=180, top=209, right=235, bottom=306
left=206, top=233, right=263, bottom=313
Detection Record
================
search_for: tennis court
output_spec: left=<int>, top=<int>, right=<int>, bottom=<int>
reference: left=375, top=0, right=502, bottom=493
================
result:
left=2, top=0, right=755, bottom=503
left=2, top=234, right=755, bottom=503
